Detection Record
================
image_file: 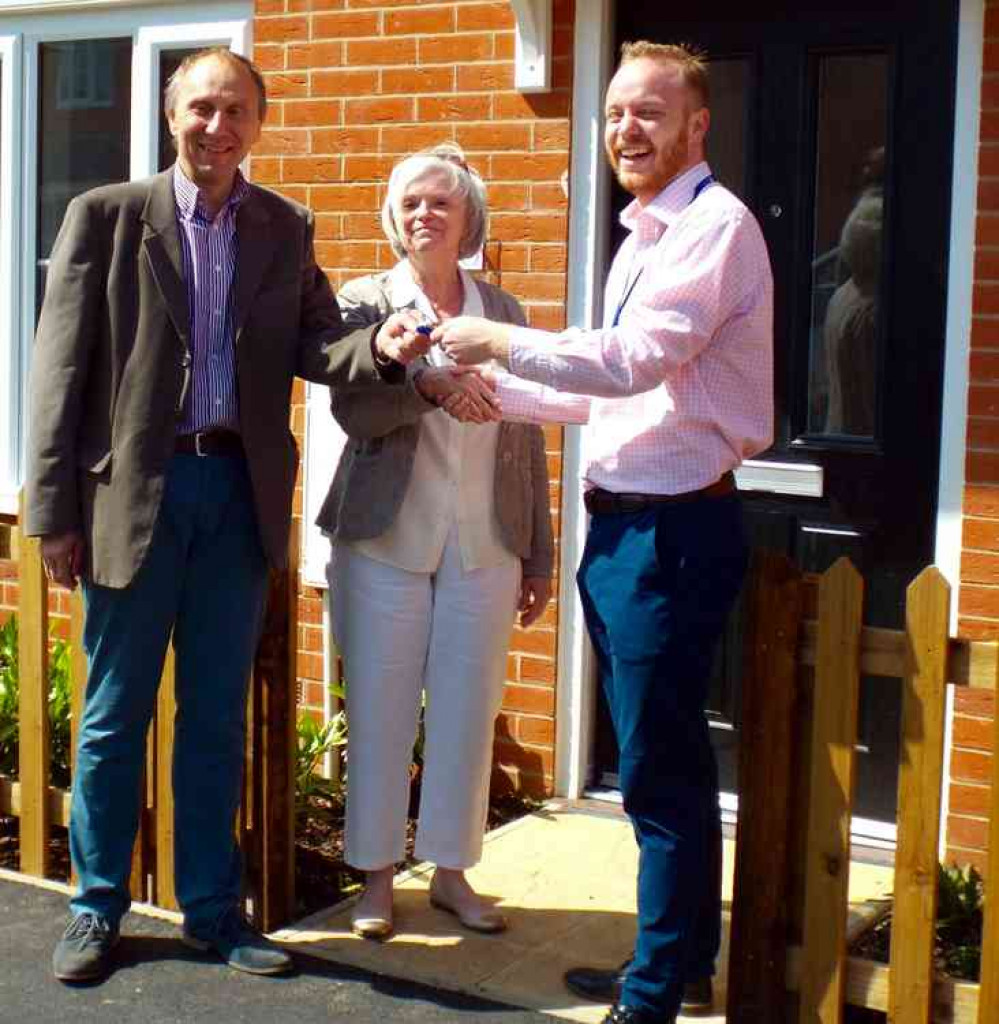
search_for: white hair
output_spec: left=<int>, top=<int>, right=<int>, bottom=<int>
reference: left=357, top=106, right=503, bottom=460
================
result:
left=381, top=143, right=488, bottom=260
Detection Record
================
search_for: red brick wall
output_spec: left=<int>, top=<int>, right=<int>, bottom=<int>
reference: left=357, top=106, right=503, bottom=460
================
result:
left=952, top=0, right=999, bottom=872
left=251, top=0, right=576, bottom=798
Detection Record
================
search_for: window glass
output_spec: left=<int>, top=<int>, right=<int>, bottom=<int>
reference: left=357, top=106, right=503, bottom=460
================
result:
left=806, top=53, right=889, bottom=439
left=706, top=57, right=750, bottom=201
left=159, top=47, right=202, bottom=172
left=37, top=39, right=131, bottom=313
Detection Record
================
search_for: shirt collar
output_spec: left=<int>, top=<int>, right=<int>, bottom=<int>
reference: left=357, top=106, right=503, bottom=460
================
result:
left=173, top=162, right=250, bottom=223
left=387, top=259, right=483, bottom=320
left=619, top=160, right=712, bottom=236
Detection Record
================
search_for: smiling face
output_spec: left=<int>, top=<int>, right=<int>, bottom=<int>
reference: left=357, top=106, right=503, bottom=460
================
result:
left=603, top=57, right=708, bottom=205
left=398, top=169, right=468, bottom=265
left=167, top=55, right=262, bottom=195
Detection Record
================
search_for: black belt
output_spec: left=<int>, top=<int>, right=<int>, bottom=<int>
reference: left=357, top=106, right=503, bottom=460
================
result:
left=584, top=472, right=737, bottom=515
left=175, top=430, right=244, bottom=458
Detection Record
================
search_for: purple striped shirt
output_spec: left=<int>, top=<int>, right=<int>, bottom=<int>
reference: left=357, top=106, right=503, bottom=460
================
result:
left=173, top=164, right=250, bottom=435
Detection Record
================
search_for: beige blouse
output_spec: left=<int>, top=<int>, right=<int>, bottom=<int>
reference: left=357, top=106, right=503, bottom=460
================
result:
left=351, top=261, right=518, bottom=574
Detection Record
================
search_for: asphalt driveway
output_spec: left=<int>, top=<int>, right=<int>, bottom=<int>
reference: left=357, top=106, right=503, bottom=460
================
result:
left=0, top=875, right=552, bottom=1024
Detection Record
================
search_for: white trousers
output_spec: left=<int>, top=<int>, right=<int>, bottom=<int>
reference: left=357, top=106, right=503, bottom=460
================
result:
left=328, top=532, right=520, bottom=870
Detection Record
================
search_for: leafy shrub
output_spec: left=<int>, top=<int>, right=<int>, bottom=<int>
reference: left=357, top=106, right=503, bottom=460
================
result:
left=850, top=861, right=985, bottom=982
left=0, top=615, right=74, bottom=786
left=295, top=678, right=348, bottom=824
left=936, top=862, right=983, bottom=981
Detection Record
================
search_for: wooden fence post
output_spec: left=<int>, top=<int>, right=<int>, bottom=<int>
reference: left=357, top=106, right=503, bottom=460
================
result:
left=153, top=644, right=177, bottom=909
left=975, top=667, right=999, bottom=1024
left=798, top=558, right=864, bottom=1024
left=726, top=551, right=803, bottom=1024
left=68, top=593, right=86, bottom=886
left=253, top=519, right=298, bottom=933
left=889, top=567, right=950, bottom=1024
left=16, top=497, right=50, bottom=878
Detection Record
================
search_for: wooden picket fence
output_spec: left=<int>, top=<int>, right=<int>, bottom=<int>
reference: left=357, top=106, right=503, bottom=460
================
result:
left=726, top=553, right=999, bottom=1024
left=0, top=504, right=298, bottom=932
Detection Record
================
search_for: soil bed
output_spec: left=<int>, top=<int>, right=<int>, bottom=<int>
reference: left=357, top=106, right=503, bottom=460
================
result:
left=1, top=791, right=541, bottom=922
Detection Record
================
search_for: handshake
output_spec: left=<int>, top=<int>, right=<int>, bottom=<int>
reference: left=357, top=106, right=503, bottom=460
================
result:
left=374, top=311, right=513, bottom=424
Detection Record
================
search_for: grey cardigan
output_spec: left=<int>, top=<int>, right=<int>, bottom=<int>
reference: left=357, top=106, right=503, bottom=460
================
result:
left=315, top=271, right=555, bottom=578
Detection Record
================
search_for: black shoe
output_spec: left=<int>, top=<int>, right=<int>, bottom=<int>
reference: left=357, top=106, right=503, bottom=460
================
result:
left=52, top=913, right=120, bottom=982
left=566, top=958, right=712, bottom=1015
left=565, top=959, right=629, bottom=1002
left=680, top=976, right=714, bottom=1015
left=182, top=905, right=293, bottom=976
left=601, top=1005, right=675, bottom=1024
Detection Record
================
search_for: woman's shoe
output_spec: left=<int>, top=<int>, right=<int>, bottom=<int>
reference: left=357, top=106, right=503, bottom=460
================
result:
left=350, top=881, right=393, bottom=940
left=428, top=874, right=508, bottom=934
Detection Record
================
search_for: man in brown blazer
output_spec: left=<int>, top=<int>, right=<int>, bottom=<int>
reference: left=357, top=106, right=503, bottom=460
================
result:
left=24, top=47, right=411, bottom=984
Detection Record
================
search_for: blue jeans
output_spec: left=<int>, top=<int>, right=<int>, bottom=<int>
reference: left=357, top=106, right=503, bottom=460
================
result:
left=70, top=454, right=268, bottom=930
left=577, top=495, right=748, bottom=1018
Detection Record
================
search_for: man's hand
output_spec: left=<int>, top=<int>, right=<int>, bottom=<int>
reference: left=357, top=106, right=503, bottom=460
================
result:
left=415, top=366, right=501, bottom=424
left=41, top=531, right=86, bottom=591
left=374, top=312, right=433, bottom=366
left=517, top=575, right=552, bottom=628
left=433, top=317, right=512, bottom=367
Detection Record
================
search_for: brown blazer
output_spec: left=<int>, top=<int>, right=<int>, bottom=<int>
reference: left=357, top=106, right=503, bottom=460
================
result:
left=24, top=168, right=389, bottom=587
left=315, top=269, right=555, bottom=579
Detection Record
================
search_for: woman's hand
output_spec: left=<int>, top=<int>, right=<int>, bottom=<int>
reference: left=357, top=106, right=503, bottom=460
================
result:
left=415, top=365, right=501, bottom=423
left=517, top=575, right=552, bottom=628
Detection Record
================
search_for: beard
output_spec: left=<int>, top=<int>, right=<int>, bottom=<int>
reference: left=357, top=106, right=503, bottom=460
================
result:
left=610, top=128, right=692, bottom=201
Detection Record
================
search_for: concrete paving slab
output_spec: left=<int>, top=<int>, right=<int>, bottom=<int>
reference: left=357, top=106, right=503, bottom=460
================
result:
left=278, top=801, right=895, bottom=1024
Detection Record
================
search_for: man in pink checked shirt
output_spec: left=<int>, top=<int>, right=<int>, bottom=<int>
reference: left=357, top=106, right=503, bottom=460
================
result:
left=430, top=42, right=774, bottom=1024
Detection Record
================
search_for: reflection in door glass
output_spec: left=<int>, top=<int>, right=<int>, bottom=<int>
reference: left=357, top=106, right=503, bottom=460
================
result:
left=37, top=39, right=131, bottom=314
left=159, top=48, right=201, bottom=172
left=705, top=58, right=750, bottom=200
left=806, top=53, right=888, bottom=439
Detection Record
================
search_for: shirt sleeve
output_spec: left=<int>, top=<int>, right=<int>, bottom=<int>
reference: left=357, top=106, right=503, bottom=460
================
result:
left=492, top=367, right=591, bottom=424
left=508, top=208, right=769, bottom=398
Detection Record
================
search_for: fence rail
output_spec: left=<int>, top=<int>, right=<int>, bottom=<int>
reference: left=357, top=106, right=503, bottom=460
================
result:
left=727, top=553, right=999, bottom=1024
left=0, top=499, right=297, bottom=932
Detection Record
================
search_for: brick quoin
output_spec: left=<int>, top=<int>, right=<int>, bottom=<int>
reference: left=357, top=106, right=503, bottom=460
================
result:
left=252, top=0, right=575, bottom=797
left=952, top=0, right=999, bottom=866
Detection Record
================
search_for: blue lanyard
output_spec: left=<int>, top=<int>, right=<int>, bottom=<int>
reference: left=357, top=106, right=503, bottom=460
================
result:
left=611, top=174, right=715, bottom=328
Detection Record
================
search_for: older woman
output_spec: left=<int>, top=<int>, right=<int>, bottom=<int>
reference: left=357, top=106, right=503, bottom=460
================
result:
left=316, top=144, right=553, bottom=939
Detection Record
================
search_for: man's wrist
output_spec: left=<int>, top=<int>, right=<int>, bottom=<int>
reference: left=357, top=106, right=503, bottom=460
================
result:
left=496, top=326, right=513, bottom=370
left=370, top=324, right=404, bottom=382
left=412, top=367, right=441, bottom=406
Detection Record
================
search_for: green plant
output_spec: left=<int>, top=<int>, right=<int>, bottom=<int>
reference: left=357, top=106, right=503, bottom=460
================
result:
left=0, top=617, right=18, bottom=777
left=0, top=615, right=74, bottom=786
left=936, top=862, right=983, bottom=981
left=295, top=706, right=348, bottom=823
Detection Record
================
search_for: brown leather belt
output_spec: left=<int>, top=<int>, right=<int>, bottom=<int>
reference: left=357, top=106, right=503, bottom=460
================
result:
left=175, top=430, right=244, bottom=458
left=584, top=471, right=737, bottom=515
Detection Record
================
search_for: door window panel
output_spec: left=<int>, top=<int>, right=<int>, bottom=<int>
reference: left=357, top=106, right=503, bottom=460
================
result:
left=806, top=53, right=889, bottom=440
left=705, top=57, right=751, bottom=201
left=37, top=39, right=131, bottom=313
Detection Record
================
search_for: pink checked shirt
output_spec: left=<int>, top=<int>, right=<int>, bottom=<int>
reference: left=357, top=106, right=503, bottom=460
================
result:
left=498, top=161, right=774, bottom=495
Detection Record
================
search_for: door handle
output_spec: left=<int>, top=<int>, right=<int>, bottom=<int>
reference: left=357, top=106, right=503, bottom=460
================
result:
left=767, top=203, right=783, bottom=219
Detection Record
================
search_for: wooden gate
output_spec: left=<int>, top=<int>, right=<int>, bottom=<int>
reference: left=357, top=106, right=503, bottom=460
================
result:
left=728, top=553, right=999, bottom=1024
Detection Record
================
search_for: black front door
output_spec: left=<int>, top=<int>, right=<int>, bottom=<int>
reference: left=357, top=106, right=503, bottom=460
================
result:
left=594, top=1, right=959, bottom=829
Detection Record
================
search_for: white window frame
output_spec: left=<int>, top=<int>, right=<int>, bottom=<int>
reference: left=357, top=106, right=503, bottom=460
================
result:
left=0, top=34, right=22, bottom=514
left=0, top=2, right=250, bottom=515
